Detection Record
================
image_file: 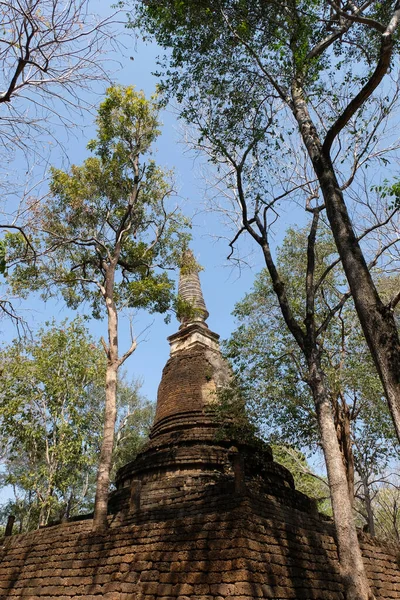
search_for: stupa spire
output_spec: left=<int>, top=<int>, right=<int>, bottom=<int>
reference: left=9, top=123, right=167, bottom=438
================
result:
left=178, top=249, right=209, bottom=326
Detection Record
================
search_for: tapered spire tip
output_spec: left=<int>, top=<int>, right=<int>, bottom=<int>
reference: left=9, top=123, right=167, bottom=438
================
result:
left=178, top=250, right=209, bottom=325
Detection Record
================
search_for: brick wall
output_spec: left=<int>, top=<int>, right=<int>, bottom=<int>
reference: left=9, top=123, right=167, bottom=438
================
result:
left=1, top=489, right=399, bottom=599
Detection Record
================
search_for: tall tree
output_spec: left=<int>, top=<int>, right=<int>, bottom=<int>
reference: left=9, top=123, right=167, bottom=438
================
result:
left=0, top=323, right=151, bottom=532
left=8, top=85, right=190, bottom=531
left=219, top=208, right=380, bottom=597
left=0, top=0, right=122, bottom=326
left=128, top=5, right=400, bottom=596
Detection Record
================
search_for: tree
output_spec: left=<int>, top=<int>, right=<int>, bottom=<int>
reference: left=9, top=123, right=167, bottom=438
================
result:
left=0, top=318, right=106, bottom=529
left=0, top=323, right=151, bottom=533
left=372, top=478, right=400, bottom=543
left=112, top=376, right=154, bottom=477
left=0, top=0, right=121, bottom=327
left=225, top=225, right=397, bottom=511
left=271, top=445, right=331, bottom=515
left=0, top=0, right=118, bottom=168
left=217, top=211, right=379, bottom=597
left=8, top=85, right=190, bottom=531
left=353, top=429, right=398, bottom=537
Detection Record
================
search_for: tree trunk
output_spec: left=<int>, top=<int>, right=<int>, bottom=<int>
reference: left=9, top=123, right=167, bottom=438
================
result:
left=362, top=475, right=376, bottom=537
left=38, top=507, right=46, bottom=528
left=38, top=486, right=54, bottom=528
left=93, top=289, right=119, bottom=532
left=334, top=401, right=355, bottom=504
left=93, top=359, right=118, bottom=531
left=291, top=81, right=400, bottom=443
left=63, top=493, right=74, bottom=522
left=257, top=199, right=371, bottom=598
left=308, top=355, right=373, bottom=600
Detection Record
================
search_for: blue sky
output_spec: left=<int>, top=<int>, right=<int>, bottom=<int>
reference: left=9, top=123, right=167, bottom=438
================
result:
left=0, top=12, right=266, bottom=407
left=2, top=0, right=399, bottom=517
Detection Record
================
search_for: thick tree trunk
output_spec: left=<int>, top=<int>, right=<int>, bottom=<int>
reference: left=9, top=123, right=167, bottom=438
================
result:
left=308, top=356, right=373, bottom=600
left=291, top=81, right=400, bottom=443
left=315, top=155, right=400, bottom=442
left=93, top=292, right=119, bottom=532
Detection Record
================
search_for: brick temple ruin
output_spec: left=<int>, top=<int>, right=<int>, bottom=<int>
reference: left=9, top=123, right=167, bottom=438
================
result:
left=1, top=252, right=400, bottom=599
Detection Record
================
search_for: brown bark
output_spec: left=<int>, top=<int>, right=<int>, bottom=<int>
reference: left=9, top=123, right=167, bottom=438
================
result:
left=316, top=155, right=400, bottom=442
left=334, top=398, right=355, bottom=503
left=255, top=230, right=371, bottom=600
left=232, top=129, right=372, bottom=600
left=5, top=515, right=15, bottom=537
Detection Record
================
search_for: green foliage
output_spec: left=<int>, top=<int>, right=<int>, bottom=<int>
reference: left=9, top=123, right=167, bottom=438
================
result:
left=371, top=177, right=400, bottom=209
left=8, top=86, right=191, bottom=320
left=213, top=378, right=259, bottom=445
left=179, top=251, right=203, bottom=275
left=174, top=294, right=204, bottom=323
left=126, top=273, right=173, bottom=312
left=372, top=483, right=400, bottom=543
left=0, top=319, right=106, bottom=528
left=127, top=0, right=400, bottom=236
left=89, top=86, right=161, bottom=160
left=224, top=224, right=396, bottom=467
left=129, top=1, right=399, bottom=123
left=112, top=380, right=154, bottom=476
left=0, top=321, right=152, bottom=532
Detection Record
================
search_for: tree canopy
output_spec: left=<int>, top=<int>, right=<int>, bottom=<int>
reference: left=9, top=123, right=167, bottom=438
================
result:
left=124, top=7, right=400, bottom=591
left=129, top=1, right=400, bottom=447
left=9, top=86, right=190, bottom=318
left=0, top=318, right=105, bottom=529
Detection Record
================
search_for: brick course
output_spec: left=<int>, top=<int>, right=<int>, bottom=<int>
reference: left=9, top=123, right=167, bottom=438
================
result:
left=1, top=490, right=399, bottom=599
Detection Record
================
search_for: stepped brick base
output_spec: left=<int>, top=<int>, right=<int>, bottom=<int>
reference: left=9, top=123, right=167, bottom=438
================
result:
left=1, top=484, right=399, bottom=599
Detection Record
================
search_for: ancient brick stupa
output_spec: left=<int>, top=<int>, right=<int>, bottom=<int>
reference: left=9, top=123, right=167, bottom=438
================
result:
left=109, top=249, right=302, bottom=517
left=1, top=252, right=399, bottom=599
